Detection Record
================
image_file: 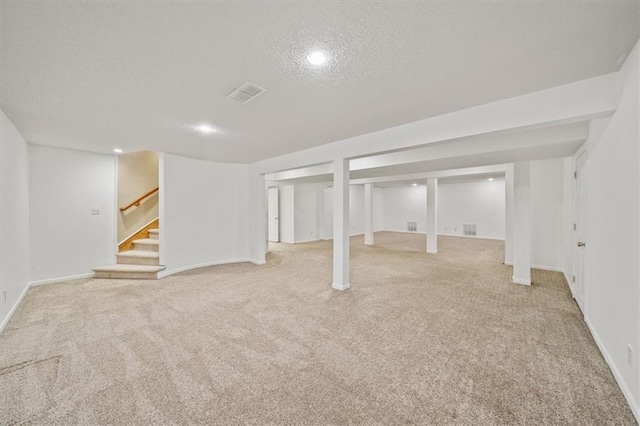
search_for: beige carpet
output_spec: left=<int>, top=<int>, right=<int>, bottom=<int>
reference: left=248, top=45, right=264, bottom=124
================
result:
left=0, top=232, right=635, bottom=425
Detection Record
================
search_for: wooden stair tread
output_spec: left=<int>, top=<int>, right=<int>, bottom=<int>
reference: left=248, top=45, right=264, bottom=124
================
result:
left=133, top=238, right=159, bottom=245
left=93, top=264, right=165, bottom=272
left=117, top=250, right=159, bottom=259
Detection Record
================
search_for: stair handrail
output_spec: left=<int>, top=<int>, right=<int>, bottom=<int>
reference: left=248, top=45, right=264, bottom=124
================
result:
left=119, top=187, right=159, bottom=212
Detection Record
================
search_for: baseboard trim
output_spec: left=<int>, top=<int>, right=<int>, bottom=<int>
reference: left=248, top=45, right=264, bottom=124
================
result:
left=29, top=272, right=95, bottom=287
left=0, top=283, right=31, bottom=333
left=585, top=318, right=640, bottom=423
left=332, top=282, right=350, bottom=291
left=504, top=261, right=565, bottom=273
left=294, top=238, right=321, bottom=244
left=249, top=259, right=266, bottom=265
left=382, top=229, right=426, bottom=235
left=320, top=232, right=366, bottom=241
left=531, top=264, right=564, bottom=273
left=118, top=216, right=159, bottom=246
left=158, top=258, right=257, bottom=278
left=562, top=270, right=576, bottom=296
left=512, top=276, right=531, bottom=285
left=437, top=232, right=505, bottom=241
left=381, top=230, right=505, bottom=241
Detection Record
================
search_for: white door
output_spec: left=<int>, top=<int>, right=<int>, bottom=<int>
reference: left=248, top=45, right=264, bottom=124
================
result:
left=574, top=150, right=587, bottom=312
left=268, top=187, right=279, bottom=242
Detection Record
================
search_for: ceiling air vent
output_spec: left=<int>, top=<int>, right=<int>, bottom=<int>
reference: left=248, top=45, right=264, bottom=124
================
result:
left=226, top=81, right=267, bottom=104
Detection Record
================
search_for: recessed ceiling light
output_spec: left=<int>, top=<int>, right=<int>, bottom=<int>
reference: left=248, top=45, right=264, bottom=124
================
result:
left=307, top=51, right=327, bottom=66
left=488, top=178, right=494, bottom=181
left=113, top=148, right=123, bottom=154
left=412, top=183, right=417, bottom=187
left=196, top=124, right=216, bottom=135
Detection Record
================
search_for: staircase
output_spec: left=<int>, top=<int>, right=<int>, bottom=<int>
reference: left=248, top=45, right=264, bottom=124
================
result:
left=93, top=228, right=165, bottom=279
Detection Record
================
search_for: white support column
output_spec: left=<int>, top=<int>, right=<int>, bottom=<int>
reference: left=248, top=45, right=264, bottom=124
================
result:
left=364, top=183, right=374, bottom=245
left=513, top=161, right=531, bottom=285
left=426, top=178, right=438, bottom=253
left=248, top=171, right=267, bottom=265
left=504, top=163, right=514, bottom=265
left=332, top=158, right=350, bottom=291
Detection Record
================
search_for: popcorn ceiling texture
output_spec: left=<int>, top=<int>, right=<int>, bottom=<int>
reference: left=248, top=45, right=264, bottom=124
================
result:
left=1, top=2, right=638, bottom=162
left=0, top=233, right=635, bottom=424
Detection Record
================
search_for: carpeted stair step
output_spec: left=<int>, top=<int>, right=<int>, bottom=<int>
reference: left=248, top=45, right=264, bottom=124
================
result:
left=93, top=264, right=165, bottom=280
left=148, top=228, right=159, bottom=240
left=116, top=250, right=160, bottom=265
left=133, top=238, right=159, bottom=252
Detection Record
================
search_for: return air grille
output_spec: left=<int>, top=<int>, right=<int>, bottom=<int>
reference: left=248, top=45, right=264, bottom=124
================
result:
left=463, top=224, right=477, bottom=236
left=226, top=81, right=268, bottom=104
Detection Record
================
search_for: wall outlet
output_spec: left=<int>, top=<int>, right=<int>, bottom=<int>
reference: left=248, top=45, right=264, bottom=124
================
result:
left=2, top=291, right=6, bottom=302
left=627, top=345, right=634, bottom=367
left=91, top=208, right=100, bottom=215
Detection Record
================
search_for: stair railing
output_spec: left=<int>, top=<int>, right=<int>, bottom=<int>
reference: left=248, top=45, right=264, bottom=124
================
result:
left=120, top=187, right=159, bottom=212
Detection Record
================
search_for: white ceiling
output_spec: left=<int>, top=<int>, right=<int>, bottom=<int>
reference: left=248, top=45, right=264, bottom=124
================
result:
left=1, top=1, right=638, bottom=163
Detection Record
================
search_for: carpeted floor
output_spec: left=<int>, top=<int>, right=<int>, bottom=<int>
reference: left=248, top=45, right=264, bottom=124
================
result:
left=0, top=232, right=635, bottom=425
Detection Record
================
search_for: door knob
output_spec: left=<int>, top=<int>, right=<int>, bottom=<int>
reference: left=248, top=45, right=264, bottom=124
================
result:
left=577, top=242, right=586, bottom=247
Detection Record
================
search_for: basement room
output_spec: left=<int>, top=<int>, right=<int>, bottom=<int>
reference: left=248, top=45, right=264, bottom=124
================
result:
left=1, top=1, right=639, bottom=424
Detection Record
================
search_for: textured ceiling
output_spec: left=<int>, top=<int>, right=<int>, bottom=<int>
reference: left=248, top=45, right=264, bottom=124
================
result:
left=1, top=1, right=638, bottom=163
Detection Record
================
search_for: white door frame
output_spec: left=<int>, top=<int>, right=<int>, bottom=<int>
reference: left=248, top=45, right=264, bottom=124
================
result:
left=268, top=187, right=280, bottom=243
left=573, top=144, right=588, bottom=314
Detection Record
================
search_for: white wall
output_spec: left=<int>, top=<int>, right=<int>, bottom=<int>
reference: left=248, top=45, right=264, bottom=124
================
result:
left=381, top=174, right=566, bottom=269
left=383, top=185, right=427, bottom=233
left=292, top=184, right=327, bottom=243
left=29, top=145, right=116, bottom=284
left=382, top=180, right=506, bottom=239
left=531, top=159, right=564, bottom=270
left=160, top=153, right=250, bottom=275
left=438, top=180, right=506, bottom=239
left=322, top=186, right=332, bottom=240
left=0, top=110, right=30, bottom=331
left=578, top=40, right=639, bottom=417
left=322, top=185, right=367, bottom=240
left=373, top=186, right=384, bottom=231
left=349, top=185, right=365, bottom=235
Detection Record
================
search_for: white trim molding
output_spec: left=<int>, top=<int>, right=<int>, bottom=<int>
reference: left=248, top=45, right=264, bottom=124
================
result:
left=512, top=276, right=532, bottom=286
left=585, top=318, right=640, bottom=422
left=0, top=283, right=30, bottom=333
left=158, top=258, right=259, bottom=279
left=332, top=282, right=350, bottom=291
left=530, top=264, right=565, bottom=273
left=118, top=216, right=159, bottom=246
left=30, top=272, right=95, bottom=287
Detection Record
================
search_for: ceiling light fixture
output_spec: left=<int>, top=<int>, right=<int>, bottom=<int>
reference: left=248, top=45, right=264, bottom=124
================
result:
left=113, top=148, right=123, bottom=154
left=412, top=183, right=418, bottom=187
left=488, top=178, right=494, bottom=181
left=307, top=51, right=327, bottom=66
left=196, top=124, right=216, bottom=135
